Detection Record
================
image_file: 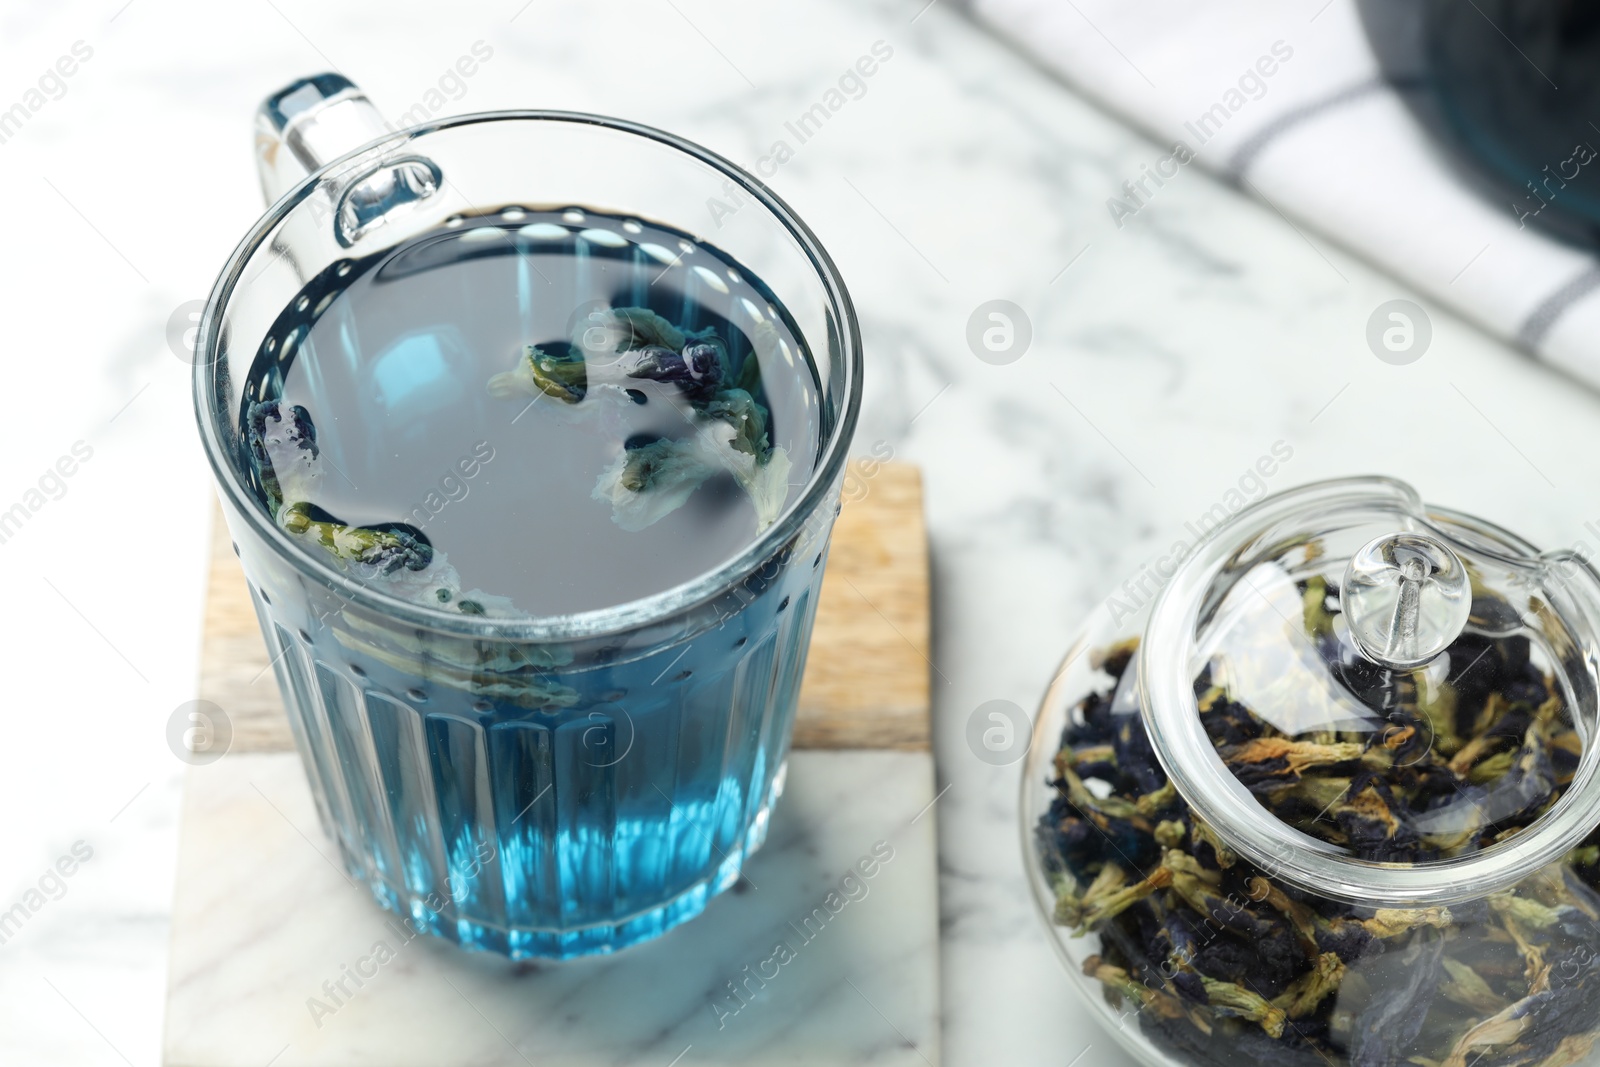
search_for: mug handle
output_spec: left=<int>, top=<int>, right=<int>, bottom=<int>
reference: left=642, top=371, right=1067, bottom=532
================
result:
left=255, top=73, right=443, bottom=247
left=256, top=74, right=391, bottom=204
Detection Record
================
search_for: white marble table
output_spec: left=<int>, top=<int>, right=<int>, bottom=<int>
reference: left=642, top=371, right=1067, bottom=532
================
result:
left=165, top=752, right=939, bottom=1067
left=6, top=0, right=1600, bottom=1065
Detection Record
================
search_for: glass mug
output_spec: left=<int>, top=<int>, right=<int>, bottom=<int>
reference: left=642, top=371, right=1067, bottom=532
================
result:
left=1357, top=0, right=1600, bottom=249
left=192, top=75, right=863, bottom=958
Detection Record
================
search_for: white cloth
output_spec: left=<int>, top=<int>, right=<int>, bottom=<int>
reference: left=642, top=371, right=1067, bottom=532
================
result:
left=969, top=0, right=1600, bottom=387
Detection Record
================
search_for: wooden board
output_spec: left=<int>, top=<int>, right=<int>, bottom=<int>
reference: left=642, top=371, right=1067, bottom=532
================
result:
left=200, top=460, right=930, bottom=751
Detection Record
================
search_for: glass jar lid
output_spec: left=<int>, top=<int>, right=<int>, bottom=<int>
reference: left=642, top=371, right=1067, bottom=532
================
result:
left=1140, top=477, right=1600, bottom=907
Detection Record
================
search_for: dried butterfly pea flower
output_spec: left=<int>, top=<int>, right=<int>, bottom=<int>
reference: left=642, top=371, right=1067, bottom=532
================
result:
left=1200, top=978, right=1287, bottom=1038
left=280, top=503, right=434, bottom=575
left=702, top=387, right=771, bottom=459
left=248, top=402, right=434, bottom=576
left=1276, top=951, right=1345, bottom=1020
left=1328, top=774, right=1424, bottom=863
left=1219, top=737, right=1369, bottom=790
left=590, top=437, right=717, bottom=533
left=1038, top=578, right=1600, bottom=1067
left=1347, top=933, right=1446, bottom=1067
left=1440, top=957, right=1509, bottom=1015
left=621, top=341, right=724, bottom=399
left=486, top=308, right=794, bottom=532
left=487, top=343, right=588, bottom=403
left=1083, top=954, right=1189, bottom=1023
left=1074, top=866, right=1174, bottom=928
left=247, top=399, right=320, bottom=515
left=1116, top=705, right=1168, bottom=797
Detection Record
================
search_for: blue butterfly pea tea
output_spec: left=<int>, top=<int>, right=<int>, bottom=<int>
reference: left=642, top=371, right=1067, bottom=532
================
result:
left=233, top=207, right=830, bottom=958
left=1024, top=478, right=1600, bottom=1067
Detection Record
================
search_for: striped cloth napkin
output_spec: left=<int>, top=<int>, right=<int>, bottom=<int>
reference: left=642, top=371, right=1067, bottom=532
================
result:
left=967, top=0, right=1600, bottom=387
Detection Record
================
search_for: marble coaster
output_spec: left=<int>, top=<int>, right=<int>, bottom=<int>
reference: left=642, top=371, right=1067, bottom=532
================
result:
left=163, top=750, right=941, bottom=1067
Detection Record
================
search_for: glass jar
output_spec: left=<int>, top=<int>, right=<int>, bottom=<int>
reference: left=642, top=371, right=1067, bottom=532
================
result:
left=1022, top=477, right=1600, bottom=1067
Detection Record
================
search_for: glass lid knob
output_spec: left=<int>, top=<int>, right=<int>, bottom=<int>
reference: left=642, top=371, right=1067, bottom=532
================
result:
left=1341, top=531, right=1472, bottom=669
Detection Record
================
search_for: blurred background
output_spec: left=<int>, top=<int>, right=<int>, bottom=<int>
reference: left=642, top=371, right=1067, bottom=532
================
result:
left=4, top=0, right=1600, bottom=1063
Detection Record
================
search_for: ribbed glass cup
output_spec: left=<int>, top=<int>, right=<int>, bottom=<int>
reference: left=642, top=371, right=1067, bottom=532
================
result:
left=194, top=107, right=862, bottom=958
